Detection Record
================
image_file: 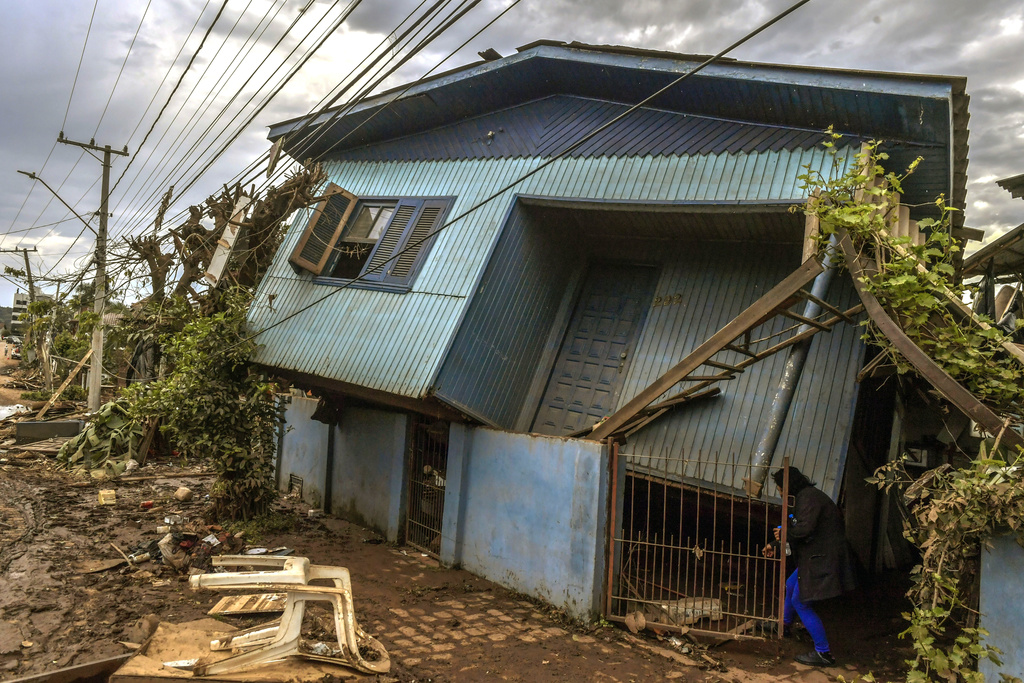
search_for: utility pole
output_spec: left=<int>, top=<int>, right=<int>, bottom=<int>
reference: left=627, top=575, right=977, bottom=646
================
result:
left=57, top=133, right=129, bottom=411
left=0, top=247, right=50, bottom=388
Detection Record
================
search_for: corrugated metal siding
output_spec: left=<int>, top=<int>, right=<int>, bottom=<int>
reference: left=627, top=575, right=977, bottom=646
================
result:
left=335, top=96, right=846, bottom=163
left=435, top=203, right=575, bottom=426
left=620, top=244, right=863, bottom=498
left=250, top=148, right=849, bottom=397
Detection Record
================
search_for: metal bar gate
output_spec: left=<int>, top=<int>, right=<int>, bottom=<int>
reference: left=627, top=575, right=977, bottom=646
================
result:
left=606, top=444, right=790, bottom=639
left=405, top=416, right=449, bottom=558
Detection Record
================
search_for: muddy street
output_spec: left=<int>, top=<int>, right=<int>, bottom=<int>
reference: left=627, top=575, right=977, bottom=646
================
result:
left=0, top=458, right=910, bottom=682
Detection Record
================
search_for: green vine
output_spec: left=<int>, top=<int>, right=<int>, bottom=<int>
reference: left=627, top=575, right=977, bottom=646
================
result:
left=800, top=132, right=1024, bottom=682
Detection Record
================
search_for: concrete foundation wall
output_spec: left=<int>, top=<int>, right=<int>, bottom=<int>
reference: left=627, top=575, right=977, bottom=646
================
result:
left=277, top=396, right=329, bottom=508
left=442, top=427, right=610, bottom=620
left=980, top=534, right=1024, bottom=680
left=331, top=407, right=409, bottom=542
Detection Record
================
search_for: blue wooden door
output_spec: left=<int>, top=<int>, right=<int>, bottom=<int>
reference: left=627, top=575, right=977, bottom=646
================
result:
left=532, top=265, right=657, bottom=435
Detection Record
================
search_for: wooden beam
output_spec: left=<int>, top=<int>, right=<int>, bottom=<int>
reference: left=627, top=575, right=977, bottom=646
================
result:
left=588, top=258, right=824, bottom=441
left=872, top=223, right=1024, bottom=365
left=795, top=291, right=859, bottom=323
left=777, top=309, right=831, bottom=331
left=837, top=231, right=1024, bottom=450
left=36, top=348, right=93, bottom=419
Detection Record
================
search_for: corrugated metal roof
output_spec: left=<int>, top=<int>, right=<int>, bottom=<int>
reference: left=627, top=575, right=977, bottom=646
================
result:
left=270, top=41, right=966, bottom=226
left=251, top=149, right=848, bottom=397
left=334, top=96, right=847, bottom=163
left=997, top=173, right=1024, bottom=200
left=962, top=221, right=1024, bottom=278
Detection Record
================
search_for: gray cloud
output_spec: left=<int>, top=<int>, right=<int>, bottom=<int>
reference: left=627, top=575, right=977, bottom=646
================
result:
left=2, top=0, right=1023, bottom=306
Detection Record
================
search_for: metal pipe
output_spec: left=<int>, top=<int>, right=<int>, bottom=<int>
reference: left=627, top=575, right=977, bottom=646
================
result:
left=745, top=238, right=838, bottom=497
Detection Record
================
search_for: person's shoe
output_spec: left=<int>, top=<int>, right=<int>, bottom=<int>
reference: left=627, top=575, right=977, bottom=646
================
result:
left=795, top=650, right=836, bottom=667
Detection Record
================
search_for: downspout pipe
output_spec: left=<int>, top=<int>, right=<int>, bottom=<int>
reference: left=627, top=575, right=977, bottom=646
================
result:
left=745, top=235, right=839, bottom=497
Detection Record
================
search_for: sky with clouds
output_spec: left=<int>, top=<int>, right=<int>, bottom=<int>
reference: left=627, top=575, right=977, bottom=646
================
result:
left=0, top=0, right=1022, bottom=307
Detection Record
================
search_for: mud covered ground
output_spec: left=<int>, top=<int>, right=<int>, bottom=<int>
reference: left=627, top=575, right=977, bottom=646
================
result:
left=0, top=457, right=915, bottom=682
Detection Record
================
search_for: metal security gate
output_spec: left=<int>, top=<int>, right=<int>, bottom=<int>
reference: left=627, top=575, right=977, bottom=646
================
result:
left=405, top=416, right=449, bottom=558
left=607, top=446, right=790, bottom=639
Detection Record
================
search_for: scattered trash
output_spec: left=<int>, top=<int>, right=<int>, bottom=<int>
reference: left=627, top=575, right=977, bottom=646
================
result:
left=158, top=533, right=188, bottom=570
left=98, top=489, right=116, bottom=505
left=307, top=509, right=323, bottom=518
left=308, top=642, right=337, bottom=656
left=73, top=557, right=127, bottom=574
left=139, top=500, right=154, bottom=509
left=163, top=658, right=199, bottom=671
left=156, top=525, right=171, bottom=534
left=245, top=547, right=268, bottom=555
left=151, top=579, right=171, bottom=587
left=202, top=533, right=221, bottom=547
left=174, top=486, right=193, bottom=502
left=128, top=551, right=151, bottom=564
left=361, top=538, right=383, bottom=545
left=164, top=514, right=182, bottom=525
left=124, top=458, right=139, bottom=474
left=624, top=610, right=647, bottom=634
left=269, top=547, right=294, bottom=556
left=668, top=636, right=692, bottom=654
left=0, top=404, right=29, bottom=421
left=20, top=641, right=32, bottom=649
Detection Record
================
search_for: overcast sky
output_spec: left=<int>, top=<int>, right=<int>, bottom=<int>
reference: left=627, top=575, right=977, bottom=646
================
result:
left=1, top=0, right=1022, bottom=307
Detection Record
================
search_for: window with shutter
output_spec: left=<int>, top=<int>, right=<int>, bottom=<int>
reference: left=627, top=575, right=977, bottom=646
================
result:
left=358, top=198, right=451, bottom=286
left=289, top=183, right=358, bottom=274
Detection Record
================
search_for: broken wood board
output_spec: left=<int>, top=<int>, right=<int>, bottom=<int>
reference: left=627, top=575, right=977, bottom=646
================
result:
left=110, top=619, right=364, bottom=682
left=35, top=348, right=92, bottom=420
left=5, top=653, right=131, bottom=683
left=73, top=557, right=127, bottom=574
left=207, top=593, right=286, bottom=616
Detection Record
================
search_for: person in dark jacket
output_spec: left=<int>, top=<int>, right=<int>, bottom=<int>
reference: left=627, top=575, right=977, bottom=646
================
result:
left=767, top=466, right=855, bottom=667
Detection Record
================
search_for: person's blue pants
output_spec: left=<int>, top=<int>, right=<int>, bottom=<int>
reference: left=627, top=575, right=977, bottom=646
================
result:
left=784, top=569, right=830, bottom=653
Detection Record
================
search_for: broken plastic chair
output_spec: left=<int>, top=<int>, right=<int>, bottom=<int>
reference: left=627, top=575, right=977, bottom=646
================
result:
left=188, top=555, right=390, bottom=675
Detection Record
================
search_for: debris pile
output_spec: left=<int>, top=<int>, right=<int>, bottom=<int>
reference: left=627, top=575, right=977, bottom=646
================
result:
left=57, top=400, right=144, bottom=477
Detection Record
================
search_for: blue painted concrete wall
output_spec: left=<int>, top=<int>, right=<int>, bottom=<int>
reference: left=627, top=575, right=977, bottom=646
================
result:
left=331, top=406, right=409, bottom=542
left=441, top=427, right=610, bottom=620
left=980, top=534, right=1024, bottom=680
left=278, top=395, right=329, bottom=508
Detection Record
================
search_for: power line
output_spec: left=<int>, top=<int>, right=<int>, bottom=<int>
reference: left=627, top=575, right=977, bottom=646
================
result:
left=112, top=0, right=230, bottom=194
left=62, top=0, right=99, bottom=130
left=239, top=0, right=816, bottom=350
left=93, top=0, right=154, bottom=137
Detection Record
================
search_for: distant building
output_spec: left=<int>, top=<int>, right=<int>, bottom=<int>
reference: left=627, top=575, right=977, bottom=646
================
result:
left=11, top=288, right=51, bottom=336
left=11, top=291, right=29, bottom=336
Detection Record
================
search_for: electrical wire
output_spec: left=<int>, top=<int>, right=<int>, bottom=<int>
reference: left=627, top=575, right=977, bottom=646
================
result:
left=236, top=0, right=817, bottom=351
left=93, top=0, right=154, bottom=137
left=112, top=0, right=230, bottom=194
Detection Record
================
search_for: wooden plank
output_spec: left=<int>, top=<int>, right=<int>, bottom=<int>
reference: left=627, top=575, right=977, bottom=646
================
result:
left=837, top=231, right=1024, bottom=449
left=589, top=258, right=825, bottom=441
left=795, top=290, right=859, bottom=323
left=873, top=223, right=1024, bottom=365
left=136, top=417, right=160, bottom=466
left=777, top=309, right=831, bottom=331
left=802, top=210, right=819, bottom=263
left=36, top=348, right=93, bottom=419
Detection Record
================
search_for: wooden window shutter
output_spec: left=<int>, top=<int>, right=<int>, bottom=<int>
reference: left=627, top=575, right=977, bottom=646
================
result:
left=289, top=183, right=358, bottom=274
left=362, top=201, right=418, bottom=281
left=361, top=198, right=449, bottom=285
left=386, top=199, right=448, bottom=285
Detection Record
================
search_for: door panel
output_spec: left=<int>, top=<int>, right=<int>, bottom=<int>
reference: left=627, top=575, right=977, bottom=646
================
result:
left=532, top=265, right=658, bottom=435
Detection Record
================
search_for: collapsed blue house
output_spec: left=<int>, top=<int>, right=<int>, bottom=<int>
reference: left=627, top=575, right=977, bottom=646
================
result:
left=248, top=42, right=970, bottom=625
